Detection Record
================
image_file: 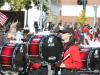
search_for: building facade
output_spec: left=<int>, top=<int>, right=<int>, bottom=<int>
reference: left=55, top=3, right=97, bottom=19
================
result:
left=53, top=0, right=100, bottom=27
left=0, top=1, right=61, bottom=33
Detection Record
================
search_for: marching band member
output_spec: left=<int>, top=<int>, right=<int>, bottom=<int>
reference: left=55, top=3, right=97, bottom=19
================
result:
left=54, top=27, right=82, bottom=75
left=28, top=63, right=48, bottom=75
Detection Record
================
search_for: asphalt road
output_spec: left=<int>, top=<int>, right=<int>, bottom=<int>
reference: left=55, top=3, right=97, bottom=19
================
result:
left=48, top=65, right=53, bottom=75
left=0, top=65, right=53, bottom=75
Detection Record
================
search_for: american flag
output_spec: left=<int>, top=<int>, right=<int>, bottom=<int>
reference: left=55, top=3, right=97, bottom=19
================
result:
left=0, top=12, right=7, bottom=26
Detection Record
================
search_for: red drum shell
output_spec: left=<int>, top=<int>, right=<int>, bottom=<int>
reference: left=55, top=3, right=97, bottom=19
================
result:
left=28, top=36, right=43, bottom=62
left=79, top=47, right=92, bottom=70
left=0, top=42, right=29, bottom=74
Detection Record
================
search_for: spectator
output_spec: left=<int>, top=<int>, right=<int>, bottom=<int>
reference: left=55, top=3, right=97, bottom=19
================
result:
left=16, top=28, right=24, bottom=42
left=59, top=26, right=64, bottom=30
left=58, top=20, right=62, bottom=26
left=5, top=22, right=11, bottom=33
left=42, top=19, right=44, bottom=31
left=77, top=27, right=84, bottom=44
left=84, top=38, right=89, bottom=45
left=9, top=19, right=18, bottom=37
left=69, top=22, right=73, bottom=28
left=77, top=27, right=82, bottom=36
left=94, top=34, right=100, bottom=47
left=48, top=22, right=53, bottom=31
left=95, top=22, right=97, bottom=28
left=24, top=33, right=34, bottom=43
left=0, top=29, right=6, bottom=46
left=88, top=33, right=95, bottom=47
left=74, top=22, right=78, bottom=29
left=80, top=38, right=90, bottom=47
left=44, top=19, right=47, bottom=29
left=63, top=22, right=68, bottom=28
left=34, top=22, right=38, bottom=33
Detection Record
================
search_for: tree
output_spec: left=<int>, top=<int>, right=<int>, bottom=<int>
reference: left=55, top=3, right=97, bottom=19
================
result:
left=76, top=10, right=88, bottom=26
left=0, top=0, right=5, bottom=9
left=5, top=0, right=49, bottom=12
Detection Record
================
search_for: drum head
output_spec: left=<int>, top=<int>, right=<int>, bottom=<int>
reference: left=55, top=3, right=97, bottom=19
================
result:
left=87, top=48, right=100, bottom=72
left=41, top=35, right=64, bottom=64
left=14, top=44, right=29, bottom=74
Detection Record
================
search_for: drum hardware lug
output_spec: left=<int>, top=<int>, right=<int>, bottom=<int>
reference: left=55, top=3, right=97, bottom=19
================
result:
left=87, top=59, right=90, bottom=63
left=88, top=68, right=91, bottom=71
left=13, top=55, right=15, bottom=59
left=40, top=55, right=43, bottom=58
left=93, top=69, right=99, bottom=74
left=57, top=61, right=60, bottom=63
left=26, top=54, right=28, bottom=57
left=61, top=55, right=63, bottom=57
left=40, top=42, right=43, bottom=45
left=40, top=44, right=42, bottom=47
left=13, top=64, right=16, bottom=69
left=15, top=47, right=18, bottom=50
left=45, top=62, right=48, bottom=64
left=20, top=45, right=23, bottom=53
left=19, top=67, right=23, bottom=71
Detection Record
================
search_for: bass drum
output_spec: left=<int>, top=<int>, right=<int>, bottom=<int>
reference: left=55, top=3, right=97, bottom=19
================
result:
left=87, top=48, right=100, bottom=73
left=79, top=47, right=92, bottom=71
left=27, top=35, right=64, bottom=64
left=0, top=42, right=29, bottom=74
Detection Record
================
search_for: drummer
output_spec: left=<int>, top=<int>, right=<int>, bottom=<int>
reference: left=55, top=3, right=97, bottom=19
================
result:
left=28, top=63, right=48, bottom=75
left=54, top=27, right=82, bottom=75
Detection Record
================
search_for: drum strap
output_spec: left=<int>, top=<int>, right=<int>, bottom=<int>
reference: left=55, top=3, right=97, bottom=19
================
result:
left=64, top=46, right=71, bottom=52
left=64, top=44, right=76, bottom=52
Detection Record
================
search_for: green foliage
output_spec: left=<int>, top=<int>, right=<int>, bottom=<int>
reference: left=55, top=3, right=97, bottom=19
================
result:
left=5, top=0, right=49, bottom=12
left=76, top=10, right=88, bottom=26
left=0, top=0, right=5, bottom=8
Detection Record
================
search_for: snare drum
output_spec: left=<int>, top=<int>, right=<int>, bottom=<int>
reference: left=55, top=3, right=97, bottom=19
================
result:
left=0, top=42, right=29, bottom=74
left=27, top=35, right=64, bottom=64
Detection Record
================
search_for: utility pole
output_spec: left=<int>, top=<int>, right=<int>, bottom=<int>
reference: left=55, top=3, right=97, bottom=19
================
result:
left=83, top=0, right=86, bottom=12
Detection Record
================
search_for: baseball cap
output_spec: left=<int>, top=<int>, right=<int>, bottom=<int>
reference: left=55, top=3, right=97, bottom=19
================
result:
left=59, top=27, right=75, bottom=36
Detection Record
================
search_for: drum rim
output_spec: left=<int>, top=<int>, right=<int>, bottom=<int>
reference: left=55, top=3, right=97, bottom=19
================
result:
left=0, top=42, right=29, bottom=74
left=39, top=34, right=64, bottom=64
left=27, top=35, right=42, bottom=64
left=0, top=42, right=18, bottom=73
left=87, top=48, right=97, bottom=71
left=13, top=43, right=29, bottom=74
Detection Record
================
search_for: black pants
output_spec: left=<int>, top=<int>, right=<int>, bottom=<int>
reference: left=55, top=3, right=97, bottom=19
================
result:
left=28, top=66, right=48, bottom=75
left=55, top=67, right=79, bottom=75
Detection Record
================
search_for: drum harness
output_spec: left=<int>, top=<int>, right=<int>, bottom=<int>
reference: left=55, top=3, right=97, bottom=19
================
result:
left=55, top=44, right=74, bottom=75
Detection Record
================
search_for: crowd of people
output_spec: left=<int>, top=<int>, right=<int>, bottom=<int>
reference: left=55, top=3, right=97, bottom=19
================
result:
left=0, top=19, right=100, bottom=75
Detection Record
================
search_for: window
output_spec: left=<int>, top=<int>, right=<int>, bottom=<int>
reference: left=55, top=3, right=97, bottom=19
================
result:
left=77, top=0, right=87, bottom=5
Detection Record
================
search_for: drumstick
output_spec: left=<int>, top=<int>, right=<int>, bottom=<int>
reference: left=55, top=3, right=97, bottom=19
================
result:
left=61, top=54, right=70, bottom=62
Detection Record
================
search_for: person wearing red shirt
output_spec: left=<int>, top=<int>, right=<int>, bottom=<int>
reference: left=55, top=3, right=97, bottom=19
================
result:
left=28, top=63, right=48, bottom=75
left=54, top=27, right=82, bottom=75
